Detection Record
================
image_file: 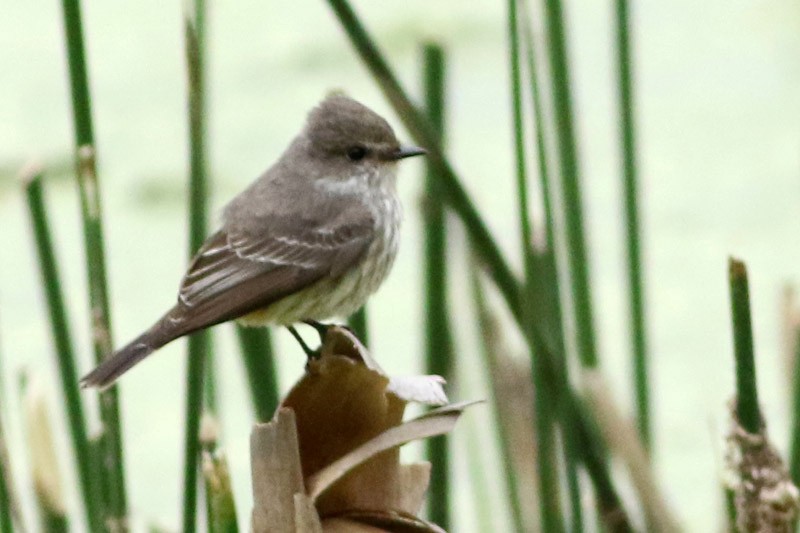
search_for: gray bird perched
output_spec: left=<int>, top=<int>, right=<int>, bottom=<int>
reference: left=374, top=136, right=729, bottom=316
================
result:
left=81, top=95, right=425, bottom=388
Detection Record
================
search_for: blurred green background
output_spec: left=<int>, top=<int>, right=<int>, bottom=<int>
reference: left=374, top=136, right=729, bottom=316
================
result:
left=2, top=0, right=800, bottom=530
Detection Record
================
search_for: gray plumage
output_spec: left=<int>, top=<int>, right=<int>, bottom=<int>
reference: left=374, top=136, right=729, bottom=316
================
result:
left=81, top=95, right=425, bottom=388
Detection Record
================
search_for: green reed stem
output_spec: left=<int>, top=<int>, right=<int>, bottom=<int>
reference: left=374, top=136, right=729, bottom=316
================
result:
left=0, top=411, right=13, bottom=533
left=543, top=0, right=599, bottom=369
left=421, top=42, right=454, bottom=530
left=203, top=452, right=239, bottom=533
left=235, top=326, right=279, bottom=422
left=724, top=487, right=736, bottom=532
left=58, top=0, right=127, bottom=523
left=518, top=1, right=584, bottom=527
left=789, top=328, right=800, bottom=484
left=347, top=307, right=369, bottom=347
left=323, top=3, right=631, bottom=526
left=24, top=171, right=103, bottom=532
left=200, top=416, right=239, bottom=533
left=183, top=2, right=210, bottom=530
left=728, top=258, right=761, bottom=434
left=614, top=0, right=651, bottom=450
left=507, top=1, right=563, bottom=529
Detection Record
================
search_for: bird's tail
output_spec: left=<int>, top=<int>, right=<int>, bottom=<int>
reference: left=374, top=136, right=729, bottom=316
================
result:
left=80, top=308, right=186, bottom=390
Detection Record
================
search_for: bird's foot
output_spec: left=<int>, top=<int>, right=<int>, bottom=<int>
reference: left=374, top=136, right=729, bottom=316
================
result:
left=302, top=320, right=342, bottom=343
left=287, top=325, right=321, bottom=361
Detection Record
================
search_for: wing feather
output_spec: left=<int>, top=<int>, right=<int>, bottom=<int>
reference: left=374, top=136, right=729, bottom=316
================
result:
left=172, top=207, right=375, bottom=330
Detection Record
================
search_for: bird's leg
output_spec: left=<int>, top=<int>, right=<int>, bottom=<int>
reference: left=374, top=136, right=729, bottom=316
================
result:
left=286, top=325, right=319, bottom=360
left=303, top=319, right=331, bottom=343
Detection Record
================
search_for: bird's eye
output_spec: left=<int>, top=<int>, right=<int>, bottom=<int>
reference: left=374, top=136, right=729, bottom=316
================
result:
left=346, top=146, right=367, bottom=161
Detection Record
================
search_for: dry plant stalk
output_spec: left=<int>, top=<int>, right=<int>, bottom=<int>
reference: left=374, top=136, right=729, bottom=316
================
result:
left=583, top=370, right=680, bottom=531
left=476, top=297, right=539, bottom=531
left=22, top=374, right=67, bottom=529
left=781, top=285, right=800, bottom=391
left=250, top=326, right=471, bottom=533
left=725, top=401, right=800, bottom=532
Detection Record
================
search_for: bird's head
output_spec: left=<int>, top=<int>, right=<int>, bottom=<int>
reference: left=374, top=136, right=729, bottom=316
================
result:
left=303, top=94, right=426, bottom=182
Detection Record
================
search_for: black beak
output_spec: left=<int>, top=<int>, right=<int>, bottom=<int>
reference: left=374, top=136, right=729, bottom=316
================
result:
left=393, top=145, right=427, bottom=160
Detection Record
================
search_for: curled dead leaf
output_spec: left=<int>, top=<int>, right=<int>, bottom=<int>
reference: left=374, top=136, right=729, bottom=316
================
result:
left=249, top=326, right=475, bottom=533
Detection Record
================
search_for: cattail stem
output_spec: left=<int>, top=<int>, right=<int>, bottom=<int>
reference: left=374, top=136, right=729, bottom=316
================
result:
left=614, top=0, right=651, bottom=450
left=421, top=42, right=454, bottom=530
left=789, top=327, right=800, bottom=484
left=0, top=406, right=15, bottom=533
left=182, top=0, right=211, bottom=530
left=235, top=326, right=279, bottom=423
left=507, top=0, right=563, bottom=528
left=542, top=0, right=599, bottom=369
left=58, top=0, right=128, bottom=523
left=24, top=170, right=103, bottom=532
left=518, top=0, right=584, bottom=526
left=728, top=258, right=761, bottom=433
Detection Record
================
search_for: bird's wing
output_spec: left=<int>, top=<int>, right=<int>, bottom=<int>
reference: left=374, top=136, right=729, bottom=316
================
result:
left=173, top=208, right=375, bottom=329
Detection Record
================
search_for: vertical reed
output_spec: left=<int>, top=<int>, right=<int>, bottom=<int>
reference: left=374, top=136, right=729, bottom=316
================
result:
left=235, top=326, right=279, bottom=423
left=542, top=0, right=599, bottom=369
left=729, top=258, right=761, bottom=433
left=24, top=169, right=102, bottom=532
left=614, top=0, right=651, bottom=449
left=182, top=0, right=210, bottom=529
left=507, top=0, right=563, bottom=528
left=58, top=0, right=128, bottom=523
left=421, top=42, right=454, bottom=530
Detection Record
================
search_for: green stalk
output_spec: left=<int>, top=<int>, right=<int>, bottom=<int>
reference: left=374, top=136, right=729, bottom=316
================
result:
left=518, top=1, right=584, bottom=526
left=543, top=0, right=599, bottom=368
left=347, top=307, right=369, bottom=346
left=421, top=42, right=454, bottom=530
left=202, top=451, right=239, bottom=533
left=323, top=1, right=632, bottom=527
left=614, top=0, right=651, bottom=450
left=182, top=1, right=210, bottom=530
left=58, top=0, right=127, bottom=523
left=724, top=487, right=736, bottom=532
left=0, top=319, right=14, bottom=533
left=24, top=170, right=103, bottom=532
left=728, top=258, right=761, bottom=433
left=507, top=1, right=563, bottom=529
left=789, top=328, right=800, bottom=484
left=0, top=410, right=14, bottom=533
left=200, top=415, right=239, bottom=533
left=235, top=326, right=279, bottom=422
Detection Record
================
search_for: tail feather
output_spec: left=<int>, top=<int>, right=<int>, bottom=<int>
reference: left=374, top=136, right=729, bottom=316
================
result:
left=81, top=307, right=187, bottom=389
left=80, top=341, right=155, bottom=390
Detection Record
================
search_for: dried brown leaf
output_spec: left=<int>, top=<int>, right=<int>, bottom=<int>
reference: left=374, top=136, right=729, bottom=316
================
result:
left=294, top=494, right=323, bottom=533
left=324, top=510, right=446, bottom=533
left=395, top=463, right=431, bottom=515
left=307, top=401, right=477, bottom=503
left=250, top=408, right=309, bottom=532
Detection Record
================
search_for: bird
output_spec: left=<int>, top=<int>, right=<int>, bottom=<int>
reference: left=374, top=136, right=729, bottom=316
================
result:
left=81, top=94, right=426, bottom=389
